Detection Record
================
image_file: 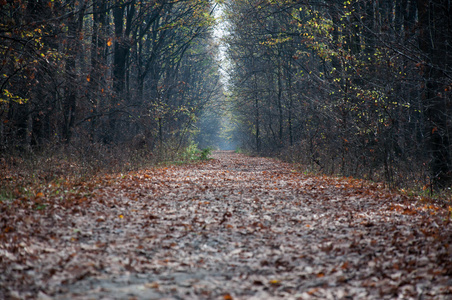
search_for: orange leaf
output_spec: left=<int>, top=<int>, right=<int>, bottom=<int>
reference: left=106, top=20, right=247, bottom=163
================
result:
left=223, top=294, right=233, bottom=300
left=119, top=214, right=124, bottom=219
left=86, top=74, right=90, bottom=82
left=36, top=192, right=44, bottom=198
left=107, top=38, right=112, bottom=47
left=4, top=226, right=14, bottom=233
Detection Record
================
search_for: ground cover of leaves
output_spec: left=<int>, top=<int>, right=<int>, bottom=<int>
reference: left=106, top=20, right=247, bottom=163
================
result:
left=1, top=151, right=452, bottom=299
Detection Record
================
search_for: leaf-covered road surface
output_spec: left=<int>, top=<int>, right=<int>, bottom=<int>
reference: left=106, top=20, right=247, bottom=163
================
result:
left=1, top=151, right=452, bottom=299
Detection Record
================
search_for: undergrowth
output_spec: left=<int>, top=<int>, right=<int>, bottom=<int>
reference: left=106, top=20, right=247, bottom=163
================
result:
left=276, top=145, right=452, bottom=208
left=0, top=141, right=212, bottom=206
left=174, top=142, right=213, bottom=164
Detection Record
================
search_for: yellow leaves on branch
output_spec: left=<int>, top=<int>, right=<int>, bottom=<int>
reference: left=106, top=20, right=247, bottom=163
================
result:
left=1, top=89, right=28, bottom=104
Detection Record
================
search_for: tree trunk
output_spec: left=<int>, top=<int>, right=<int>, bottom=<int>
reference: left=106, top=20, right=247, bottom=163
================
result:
left=89, top=0, right=108, bottom=142
left=63, top=2, right=85, bottom=143
left=110, top=1, right=127, bottom=142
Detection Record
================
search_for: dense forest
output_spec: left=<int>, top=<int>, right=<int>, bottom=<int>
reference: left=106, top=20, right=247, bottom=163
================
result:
left=224, top=0, right=452, bottom=190
left=2, top=0, right=452, bottom=190
left=1, top=0, right=223, bottom=163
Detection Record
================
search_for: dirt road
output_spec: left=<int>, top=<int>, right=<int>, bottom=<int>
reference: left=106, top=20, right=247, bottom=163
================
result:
left=1, top=151, right=451, bottom=299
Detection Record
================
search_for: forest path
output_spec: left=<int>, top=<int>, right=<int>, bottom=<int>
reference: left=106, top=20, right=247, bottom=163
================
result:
left=1, top=151, right=452, bottom=299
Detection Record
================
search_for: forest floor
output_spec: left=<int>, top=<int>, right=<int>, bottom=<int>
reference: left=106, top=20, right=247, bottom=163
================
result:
left=1, top=151, right=452, bottom=299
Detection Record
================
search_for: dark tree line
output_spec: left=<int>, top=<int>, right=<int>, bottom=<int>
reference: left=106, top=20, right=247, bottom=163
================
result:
left=224, top=0, right=452, bottom=189
left=0, top=0, right=222, bottom=157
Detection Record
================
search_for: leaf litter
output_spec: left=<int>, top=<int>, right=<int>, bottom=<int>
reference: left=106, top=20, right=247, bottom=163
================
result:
left=1, top=151, right=452, bottom=299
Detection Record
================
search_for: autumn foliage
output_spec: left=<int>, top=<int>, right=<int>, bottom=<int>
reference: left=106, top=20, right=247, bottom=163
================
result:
left=224, top=0, right=452, bottom=190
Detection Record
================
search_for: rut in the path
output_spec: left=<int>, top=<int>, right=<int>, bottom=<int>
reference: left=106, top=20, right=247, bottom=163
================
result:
left=1, top=151, right=451, bottom=299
